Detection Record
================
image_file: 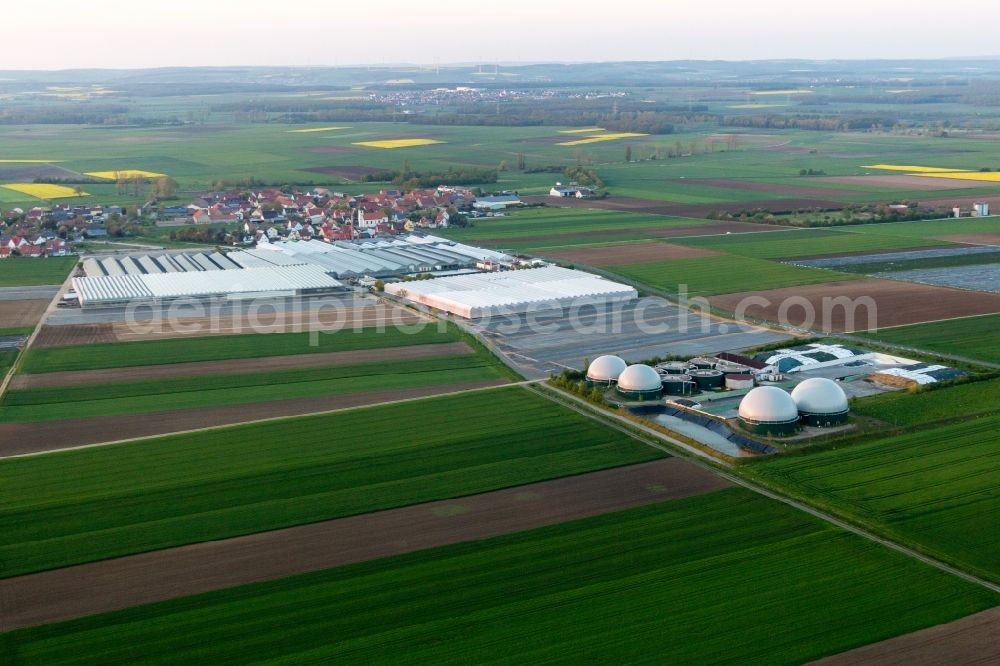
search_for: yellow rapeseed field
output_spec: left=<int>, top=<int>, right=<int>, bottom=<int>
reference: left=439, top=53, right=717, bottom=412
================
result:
left=916, top=171, right=1000, bottom=182
left=352, top=138, right=445, bottom=149
left=558, top=128, right=606, bottom=134
left=287, top=126, right=350, bottom=133
left=863, top=164, right=970, bottom=173
left=85, top=170, right=167, bottom=180
left=2, top=183, right=88, bottom=199
left=558, top=132, right=648, bottom=146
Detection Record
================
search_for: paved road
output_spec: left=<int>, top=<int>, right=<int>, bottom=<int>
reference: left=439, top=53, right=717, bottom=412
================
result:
left=0, top=285, right=61, bottom=301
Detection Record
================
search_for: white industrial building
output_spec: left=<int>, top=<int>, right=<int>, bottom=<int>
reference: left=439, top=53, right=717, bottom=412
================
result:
left=384, top=266, right=638, bottom=318
left=72, top=265, right=342, bottom=307
left=254, top=235, right=513, bottom=279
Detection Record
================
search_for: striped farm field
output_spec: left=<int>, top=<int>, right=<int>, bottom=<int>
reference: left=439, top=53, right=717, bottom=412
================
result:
left=747, top=415, right=1000, bottom=583
left=3, top=489, right=995, bottom=664
left=557, top=127, right=605, bottom=134
left=84, top=170, right=166, bottom=179
left=0, top=353, right=509, bottom=422
left=1, top=183, right=87, bottom=199
left=0, top=387, right=664, bottom=577
left=19, top=325, right=458, bottom=374
left=352, top=138, right=444, bottom=149
left=673, top=227, right=949, bottom=259
left=606, top=254, right=857, bottom=297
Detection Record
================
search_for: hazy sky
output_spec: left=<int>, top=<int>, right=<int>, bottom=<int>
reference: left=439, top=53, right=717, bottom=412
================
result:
left=5, top=0, right=1000, bottom=69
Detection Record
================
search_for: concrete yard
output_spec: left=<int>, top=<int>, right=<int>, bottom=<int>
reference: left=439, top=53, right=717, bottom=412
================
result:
left=466, top=297, right=792, bottom=379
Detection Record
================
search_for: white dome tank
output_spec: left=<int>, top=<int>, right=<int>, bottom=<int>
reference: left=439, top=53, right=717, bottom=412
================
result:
left=738, top=386, right=799, bottom=424
left=617, top=364, right=663, bottom=392
left=586, top=355, right=628, bottom=384
left=791, top=378, right=849, bottom=416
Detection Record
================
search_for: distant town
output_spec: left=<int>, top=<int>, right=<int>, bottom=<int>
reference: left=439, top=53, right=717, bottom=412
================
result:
left=0, top=183, right=594, bottom=257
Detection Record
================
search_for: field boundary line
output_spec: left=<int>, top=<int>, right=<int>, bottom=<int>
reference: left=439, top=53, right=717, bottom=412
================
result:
left=531, top=384, right=1000, bottom=596
left=1, top=380, right=539, bottom=460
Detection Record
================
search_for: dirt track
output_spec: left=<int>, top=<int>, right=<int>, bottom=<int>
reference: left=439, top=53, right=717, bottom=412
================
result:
left=708, top=278, right=1000, bottom=332
left=0, top=379, right=508, bottom=457
left=0, top=459, right=730, bottom=631
left=0, top=299, right=49, bottom=329
left=541, top=242, right=720, bottom=266
left=810, top=606, right=1000, bottom=665
left=10, top=341, right=473, bottom=390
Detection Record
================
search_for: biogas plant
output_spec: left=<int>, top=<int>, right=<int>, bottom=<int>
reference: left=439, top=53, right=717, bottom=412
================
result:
left=582, top=342, right=967, bottom=456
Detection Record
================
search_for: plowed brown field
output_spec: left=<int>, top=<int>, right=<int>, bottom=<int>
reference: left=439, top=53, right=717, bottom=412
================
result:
left=708, top=278, right=1000, bottom=332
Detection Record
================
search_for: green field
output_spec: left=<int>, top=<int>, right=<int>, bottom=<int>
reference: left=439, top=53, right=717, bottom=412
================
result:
left=747, top=415, right=1000, bottom=582
left=674, top=227, right=950, bottom=259
left=853, top=314, right=1000, bottom=364
left=19, top=325, right=458, bottom=374
left=0, top=349, right=17, bottom=376
left=0, top=326, right=34, bottom=336
left=0, top=387, right=663, bottom=577
left=438, top=207, right=717, bottom=249
left=1, top=353, right=507, bottom=422
left=4, top=488, right=995, bottom=665
left=0, top=257, right=76, bottom=287
left=844, top=216, right=1000, bottom=241
left=606, top=254, right=857, bottom=296
left=851, top=378, right=1000, bottom=428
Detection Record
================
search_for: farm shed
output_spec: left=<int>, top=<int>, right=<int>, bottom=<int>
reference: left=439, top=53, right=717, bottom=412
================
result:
left=384, top=266, right=638, bottom=318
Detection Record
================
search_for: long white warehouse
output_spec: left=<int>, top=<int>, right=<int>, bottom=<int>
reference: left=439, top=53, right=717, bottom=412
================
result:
left=72, top=265, right=343, bottom=307
left=384, top=266, right=638, bottom=318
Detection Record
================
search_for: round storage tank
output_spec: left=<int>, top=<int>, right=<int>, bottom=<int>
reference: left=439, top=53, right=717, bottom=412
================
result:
left=738, top=386, right=799, bottom=436
left=725, top=374, right=755, bottom=391
left=616, top=364, right=663, bottom=401
left=662, top=374, right=697, bottom=396
left=689, top=357, right=716, bottom=370
left=586, top=355, right=628, bottom=386
left=688, top=369, right=724, bottom=390
left=656, top=361, right=691, bottom=375
left=791, top=377, right=849, bottom=426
